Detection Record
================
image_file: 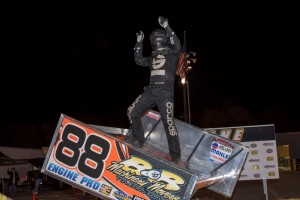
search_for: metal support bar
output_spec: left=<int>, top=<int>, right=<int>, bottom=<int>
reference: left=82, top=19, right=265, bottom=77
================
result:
left=186, top=133, right=206, bottom=166
left=210, top=148, right=244, bottom=176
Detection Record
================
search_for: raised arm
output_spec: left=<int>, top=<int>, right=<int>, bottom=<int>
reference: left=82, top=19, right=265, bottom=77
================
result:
left=134, top=31, right=151, bottom=66
left=158, top=16, right=181, bottom=51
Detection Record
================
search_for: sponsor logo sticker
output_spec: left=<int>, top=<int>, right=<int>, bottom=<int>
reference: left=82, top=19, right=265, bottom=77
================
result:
left=99, top=184, right=112, bottom=196
left=210, top=142, right=232, bottom=164
left=113, top=191, right=130, bottom=200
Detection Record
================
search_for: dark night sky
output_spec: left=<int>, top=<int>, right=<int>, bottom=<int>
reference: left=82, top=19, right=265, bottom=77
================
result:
left=2, top=5, right=299, bottom=134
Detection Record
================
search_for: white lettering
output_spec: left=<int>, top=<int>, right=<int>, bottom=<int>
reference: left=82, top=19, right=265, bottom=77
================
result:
left=127, top=95, right=141, bottom=123
left=151, top=70, right=165, bottom=76
left=166, top=102, right=177, bottom=136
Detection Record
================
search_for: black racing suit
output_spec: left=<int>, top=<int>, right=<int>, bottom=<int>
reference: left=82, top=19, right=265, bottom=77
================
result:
left=127, top=27, right=181, bottom=161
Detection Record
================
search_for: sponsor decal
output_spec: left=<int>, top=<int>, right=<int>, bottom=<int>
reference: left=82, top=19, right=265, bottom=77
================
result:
left=46, top=163, right=102, bottom=191
left=99, top=184, right=112, bottom=196
left=268, top=172, right=275, bottom=176
left=254, top=173, right=261, bottom=178
left=151, top=69, right=165, bottom=76
left=152, top=54, right=166, bottom=70
left=249, top=159, right=260, bottom=162
left=113, top=191, right=131, bottom=200
left=133, top=195, right=146, bottom=200
left=106, top=156, right=185, bottom=200
left=266, top=156, right=274, bottom=161
left=251, top=150, right=258, bottom=155
left=145, top=112, right=160, bottom=120
left=250, top=143, right=257, bottom=148
left=209, top=141, right=233, bottom=164
left=266, top=149, right=273, bottom=153
left=264, top=165, right=276, bottom=169
left=212, top=138, right=235, bottom=149
left=128, top=95, right=142, bottom=123
left=252, top=165, right=260, bottom=170
left=166, top=102, right=177, bottom=136
left=263, top=143, right=274, bottom=146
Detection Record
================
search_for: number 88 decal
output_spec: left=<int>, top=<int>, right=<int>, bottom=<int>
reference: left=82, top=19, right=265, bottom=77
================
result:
left=55, top=123, right=111, bottom=179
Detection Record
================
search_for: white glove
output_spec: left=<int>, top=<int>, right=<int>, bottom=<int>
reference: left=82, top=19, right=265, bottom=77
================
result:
left=158, top=16, right=169, bottom=28
left=136, top=31, right=144, bottom=43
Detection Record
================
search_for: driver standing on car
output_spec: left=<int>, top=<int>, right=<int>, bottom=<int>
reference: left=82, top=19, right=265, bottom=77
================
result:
left=126, top=16, right=182, bottom=164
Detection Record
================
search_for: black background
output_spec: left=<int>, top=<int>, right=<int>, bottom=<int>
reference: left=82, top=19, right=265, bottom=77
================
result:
left=1, top=4, right=298, bottom=146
